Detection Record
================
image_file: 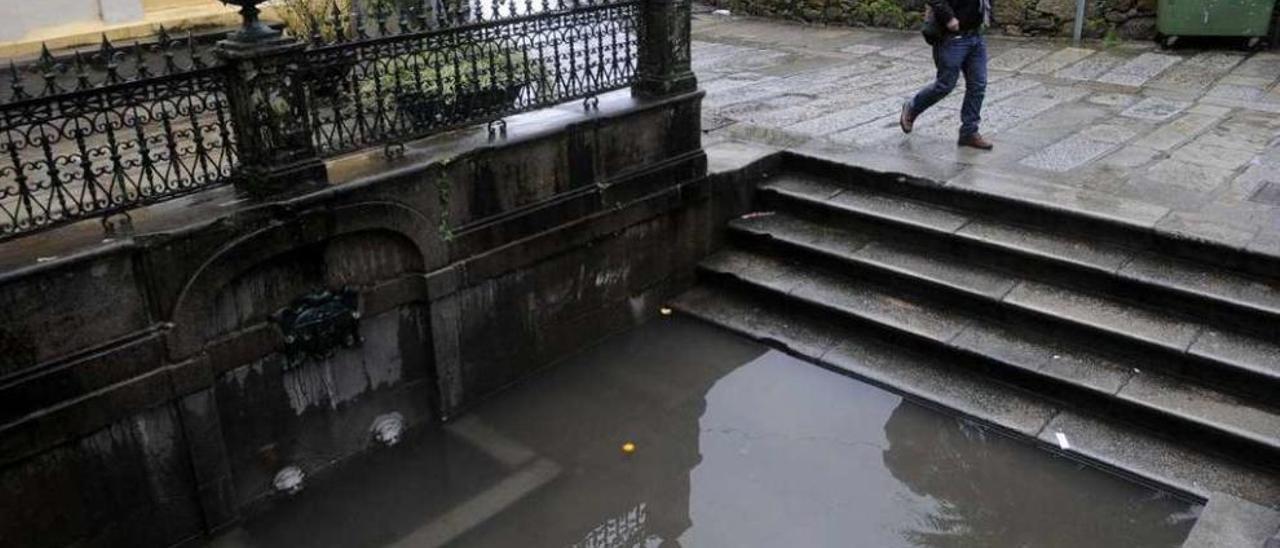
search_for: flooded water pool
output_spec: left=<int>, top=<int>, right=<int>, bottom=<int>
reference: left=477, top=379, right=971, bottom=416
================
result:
left=209, top=317, right=1198, bottom=548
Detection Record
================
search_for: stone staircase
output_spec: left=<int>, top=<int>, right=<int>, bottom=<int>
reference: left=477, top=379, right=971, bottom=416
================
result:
left=674, top=154, right=1280, bottom=506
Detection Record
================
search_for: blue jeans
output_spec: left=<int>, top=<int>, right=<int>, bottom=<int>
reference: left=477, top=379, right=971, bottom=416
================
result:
left=910, top=34, right=988, bottom=137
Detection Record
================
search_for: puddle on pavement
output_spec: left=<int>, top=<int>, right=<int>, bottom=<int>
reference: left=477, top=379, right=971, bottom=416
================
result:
left=209, top=317, right=1199, bottom=548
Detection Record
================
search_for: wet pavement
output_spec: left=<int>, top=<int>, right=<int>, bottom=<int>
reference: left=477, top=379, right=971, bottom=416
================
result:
left=692, top=10, right=1280, bottom=254
left=208, top=317, right=1198, bottom=547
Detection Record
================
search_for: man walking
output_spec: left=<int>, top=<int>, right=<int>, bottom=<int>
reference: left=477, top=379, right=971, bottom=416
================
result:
left=899, top=0, right=993, bottom=150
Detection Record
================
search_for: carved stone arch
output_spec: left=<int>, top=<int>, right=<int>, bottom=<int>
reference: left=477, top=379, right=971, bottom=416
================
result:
left=167, top=201, right=439, bottom=361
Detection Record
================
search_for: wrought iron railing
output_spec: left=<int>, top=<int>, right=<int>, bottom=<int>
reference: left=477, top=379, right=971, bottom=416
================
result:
left=302, top=0, right=641, bottom=156
left=0, top=68, right=236, bottom=238
left=1, top=28, right=221, bottom=106
left=0, top=0, right=692, bottom=241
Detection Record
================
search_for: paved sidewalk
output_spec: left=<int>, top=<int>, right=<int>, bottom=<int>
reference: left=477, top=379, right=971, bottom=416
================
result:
left=693, top=13, right=1280, bottom=256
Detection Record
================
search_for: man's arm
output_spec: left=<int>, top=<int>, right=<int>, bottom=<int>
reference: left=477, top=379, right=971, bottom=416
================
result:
left=925, top=0, right=956, bottom=23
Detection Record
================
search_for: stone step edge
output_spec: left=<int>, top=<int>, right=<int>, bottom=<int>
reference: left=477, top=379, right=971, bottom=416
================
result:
left=776, top=150, right=1280, bottom=280
left=670, top=284, right=1280, bottom=506
left=757, top=179, right=1280, bottom=334
left=697, top=251, right=1280, bottom=463
left=725, top=217, right=1280, bottom=401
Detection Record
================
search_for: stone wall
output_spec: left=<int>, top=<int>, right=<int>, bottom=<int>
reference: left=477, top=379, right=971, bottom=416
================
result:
left=0, top=90, right=718, bottom=548
left=705, top=0, right=1161, bottom=40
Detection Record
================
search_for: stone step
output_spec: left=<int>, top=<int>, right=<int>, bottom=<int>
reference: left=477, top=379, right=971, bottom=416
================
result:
left=695, top=248, right=1280, bottom=470
left=758, top=174, right=1280, bottom=342
left=726, top=211, right=1280, bottom=402
left=779, top=154, right=1280, bottom=280
left=670, top=283, right=1280, bottom=506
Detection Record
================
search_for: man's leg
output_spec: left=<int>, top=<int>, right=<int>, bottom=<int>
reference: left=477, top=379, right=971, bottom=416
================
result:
left=958, top=36, right=989, bottom=138
left=908, top=40, right=964, bottom=119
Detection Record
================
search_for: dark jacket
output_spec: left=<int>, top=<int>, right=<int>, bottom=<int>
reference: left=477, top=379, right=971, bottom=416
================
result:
left=927, top=0, right=986, bottom=32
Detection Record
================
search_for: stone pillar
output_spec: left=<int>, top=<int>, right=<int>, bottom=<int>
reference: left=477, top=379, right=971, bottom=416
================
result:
left=633, top=0, right=697, bottom=98
left=216, top=0, right=327, bottom=194
left=177, top=387, right=240, bottom=533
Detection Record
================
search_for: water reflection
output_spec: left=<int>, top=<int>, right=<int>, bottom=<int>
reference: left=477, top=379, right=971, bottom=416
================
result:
left=208, top=318, right=1196, bottom=548
left=882, top=402, right=1199, bottom=547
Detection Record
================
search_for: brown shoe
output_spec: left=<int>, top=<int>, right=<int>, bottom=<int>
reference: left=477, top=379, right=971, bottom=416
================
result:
left=899, top=100, right=915, bottom=134
left=958, top=133, right=994, bottom=150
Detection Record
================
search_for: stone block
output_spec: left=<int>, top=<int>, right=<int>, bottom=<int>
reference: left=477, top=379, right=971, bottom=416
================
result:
left=994, top=0, right=1030, bottom=26
left=0, top=333, right=166, bottom=426
left=0, top=404, right=203, bottom=548
left=0, top=253, right=152, bottom=377
left=1036, top=0, right=1078, bottom=20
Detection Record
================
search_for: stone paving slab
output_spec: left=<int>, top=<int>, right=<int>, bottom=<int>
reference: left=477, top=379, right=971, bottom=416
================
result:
left=692, top=14, right=1280, bottom=246
left=1021, top=46, right=1094, bottom=75
left=1095, top=52, right=1182, bottom=87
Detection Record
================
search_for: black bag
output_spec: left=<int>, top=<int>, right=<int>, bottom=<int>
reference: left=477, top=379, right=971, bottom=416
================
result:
left=921, top=5, right=943, bottom=46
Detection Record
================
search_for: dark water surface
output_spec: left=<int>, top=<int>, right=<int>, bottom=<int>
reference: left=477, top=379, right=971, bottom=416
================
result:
left=210, top=317, right=1198, bottom=548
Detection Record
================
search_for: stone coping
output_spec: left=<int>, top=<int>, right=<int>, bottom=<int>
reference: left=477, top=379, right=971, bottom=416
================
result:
left=0, top=88, right=695, bottom=282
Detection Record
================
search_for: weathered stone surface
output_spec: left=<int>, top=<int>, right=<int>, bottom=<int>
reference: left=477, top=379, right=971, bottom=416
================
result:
left=1121, top=96, right=1190, bottom=121
left=955, top=217, right=1136, bottom=271
left=994, top=0, right=1029, bottom=25
left=0, top=404, right=204, bottom=548
left=1004, top=280, right=1204, bottom=351
left=1183, top=493, right=1280, bottom=547
left=1035, top=0, right=1079, bottom=20
left=989, top=47, right=1053, bottom=72
left=1039, top=411, right=1280, bottom=503
left=1098, top=53, right=1181, bottom=87
left=1020, top=132, right=1120, bottom=172
left=0, top=254, right=151, bottom=378
left=1190, top=329, right=1280, bottom=382
left=824, top=336, right=1059, bottom=437
left=1134, top=113, right=1222, bottom=150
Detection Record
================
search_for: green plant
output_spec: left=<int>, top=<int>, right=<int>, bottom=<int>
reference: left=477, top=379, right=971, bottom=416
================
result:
left=1102, top=26, right=1120, bottom=48
left=277, top=0, right=356, bottom=42
left=852, top=0, right=908, bottom=29
left=358, top=45, right=543, bottom=108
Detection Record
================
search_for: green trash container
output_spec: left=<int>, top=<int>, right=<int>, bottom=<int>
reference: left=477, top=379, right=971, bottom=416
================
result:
left=1157, top=0, right=1277, bottom=47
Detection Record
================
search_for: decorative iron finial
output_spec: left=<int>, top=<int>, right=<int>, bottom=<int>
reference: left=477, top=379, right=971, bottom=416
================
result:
left=373, top=1, right=390, bottom=36
left=37, top=43, right=64, bottom=96
left=157, top=26, right=180, bottom=74
left=156, top=24, right=173, bottom=48
left=8, top=60, right=28, bottom=101
left=328, top=1, right=347, bottom=42
left=219, top=0, right=283, bottom=45
left=396, top=3, right=409, bottom=33
left=416, top=0, right=431, bottom=31
left=354, top=6, right=369, bottom=40
left=96, top=34, right=116, bottom=63
left=187, top=30, right=207, bottom=69
left=133, top=41, right=152, bottom=79
left=307, top=11, right=324, bottom=44
left=72, top=51, right=91, bottom=90
left=99, top=35, right=124, bottom=84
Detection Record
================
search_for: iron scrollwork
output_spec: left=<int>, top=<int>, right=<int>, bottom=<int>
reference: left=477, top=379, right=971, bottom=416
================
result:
left=274, top=289, right=363, bottom=369
left=0, top=0, right=677, bottom=241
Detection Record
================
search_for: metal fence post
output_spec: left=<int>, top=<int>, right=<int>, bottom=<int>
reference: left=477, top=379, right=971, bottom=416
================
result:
left=633, top=0, right=698, bottom=98
left=216, top=0, right=326, bottom=194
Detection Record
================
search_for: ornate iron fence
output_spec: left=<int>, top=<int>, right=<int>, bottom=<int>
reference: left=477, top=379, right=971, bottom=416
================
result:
left=0, top=68, right=236, bottom=238
left=0, top=0, right=692, bottom=241
left=302, top=0, right=641, bottom=156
